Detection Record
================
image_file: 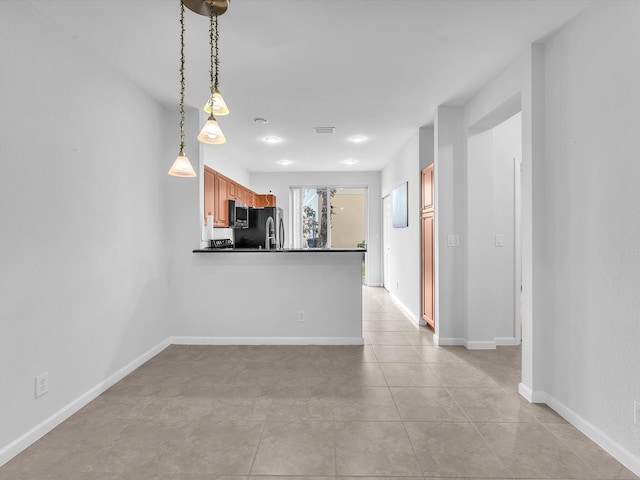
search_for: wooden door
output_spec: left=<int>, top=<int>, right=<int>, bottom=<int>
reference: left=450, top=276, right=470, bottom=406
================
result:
left=421, top=211, right=435, bottom=329
left=421, top=164, right=435, bottom=330
left=421, top=165, right=434, bottom=211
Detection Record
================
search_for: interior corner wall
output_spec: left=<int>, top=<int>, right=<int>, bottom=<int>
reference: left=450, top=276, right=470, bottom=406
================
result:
left=379, top=131, right=421, bottom=323
left=0, top=1, right=173, bottom=462
left=433, top=107, right=467, bottom=342
left=539, top=1, right=640, bottom=472
left=200, top=110, right=251, bottom=187
left=419, top=127, right=435, bottom=170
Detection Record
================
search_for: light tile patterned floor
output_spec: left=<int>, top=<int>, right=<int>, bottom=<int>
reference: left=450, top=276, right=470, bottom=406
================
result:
left=1, top=286, right=637, bottom=479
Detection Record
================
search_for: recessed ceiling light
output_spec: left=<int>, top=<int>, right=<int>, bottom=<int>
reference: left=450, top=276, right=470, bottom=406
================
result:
left=277, top=159, right=293, bottom=166
left=348, top=135, right=368, bottom=143
left=342, top=159, right=358, bottom=165
left=254, top=118, right=268, bottom=124
left=263, top=136, right=282, bottom=144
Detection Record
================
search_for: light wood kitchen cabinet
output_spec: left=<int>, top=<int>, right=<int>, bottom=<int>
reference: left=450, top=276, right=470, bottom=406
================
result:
left=214, top=174, right=229, bottom=226
left=247, top=191, right=256, bottom=207
left=237, top=186, right=248, bottom=205
left=203, top=166, right=271, bottom=226
left=227, top=182, right=237, bottom=200
left=254, top=193, right=276, bottom=207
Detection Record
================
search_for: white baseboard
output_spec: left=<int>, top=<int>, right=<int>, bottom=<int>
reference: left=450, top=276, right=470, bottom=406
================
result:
left=387, top=292, right=422, bottom=326
left=544, top=393, right=640, bottom=476
left=0, top=338, right=170, bottom=468
left=366, top=282, right=383, bottom=287
left=518, top=382, right=534, bottom=402
left=434, top=336, right=467, bottom=346
left=434, top=337, right=495, bottom=349
left=433, top=336, right=520, bottom=349
left=515, top=386, right=640, bottom=476
left=170, top=336, right=365, bottom=346
left=466, top=341, right=497, bottom=350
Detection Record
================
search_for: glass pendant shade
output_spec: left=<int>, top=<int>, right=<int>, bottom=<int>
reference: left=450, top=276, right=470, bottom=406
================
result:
left=168, top=150, right=196, bottom=177
left=198, top=114, right=227, bottom=144
left=203, top=88, right=229, bottom=115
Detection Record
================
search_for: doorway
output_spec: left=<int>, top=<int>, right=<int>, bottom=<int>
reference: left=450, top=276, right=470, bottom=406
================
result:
left=466, top=111, right=523, bottom=344
left=382, top=195, right=391, bottom=291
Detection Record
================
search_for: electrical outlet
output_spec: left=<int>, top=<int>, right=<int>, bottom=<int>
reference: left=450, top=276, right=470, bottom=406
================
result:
left=35, top=373, right=49, bottom=398
left=297, top=310, right=305, bottom=322
left=635, top=400, right=640, bottom=425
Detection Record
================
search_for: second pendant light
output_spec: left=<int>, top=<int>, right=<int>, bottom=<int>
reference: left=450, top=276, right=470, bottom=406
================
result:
left=198, top=2, right=228, bottom=145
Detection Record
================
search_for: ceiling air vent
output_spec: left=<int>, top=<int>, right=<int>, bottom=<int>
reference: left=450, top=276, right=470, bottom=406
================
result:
left=314, top=126, right=336, bottom=134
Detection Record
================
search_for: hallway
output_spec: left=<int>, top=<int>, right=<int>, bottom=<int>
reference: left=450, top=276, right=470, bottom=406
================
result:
left=1, top=287, right=636, bottom=478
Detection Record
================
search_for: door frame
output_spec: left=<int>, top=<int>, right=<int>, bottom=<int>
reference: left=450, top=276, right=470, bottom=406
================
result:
left=514, top=156, right=522, bottom=343
left=382, top=194, right=391, bottom=291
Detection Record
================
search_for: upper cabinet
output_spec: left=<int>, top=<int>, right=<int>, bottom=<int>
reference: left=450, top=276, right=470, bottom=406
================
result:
left=203, top=166, right=268, bottom=226
left=214, top=174, right=229, bottom=227
left=227, top=182, right=237, bottom=201
left=255, top=194, right=276, bottom=207
left=204, top=168, right=216, bottom=222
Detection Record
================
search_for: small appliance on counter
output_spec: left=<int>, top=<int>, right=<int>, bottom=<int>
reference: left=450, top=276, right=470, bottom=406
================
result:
left=209, top=238, right=234, bottom=249
left=228, top=200, right=249, bottom=229
left=235, top=206, right=284, bottom=250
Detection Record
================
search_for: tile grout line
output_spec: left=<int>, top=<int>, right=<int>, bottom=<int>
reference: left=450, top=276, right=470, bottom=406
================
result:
left=246, top=417, right=269, bottom=476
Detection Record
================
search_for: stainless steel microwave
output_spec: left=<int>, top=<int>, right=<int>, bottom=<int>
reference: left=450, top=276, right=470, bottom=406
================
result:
left=228, top=200, right=249, bottom=229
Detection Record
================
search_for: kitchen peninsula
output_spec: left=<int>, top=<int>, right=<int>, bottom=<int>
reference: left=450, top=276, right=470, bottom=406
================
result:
left=183, top=248, right=365, bottom=345
left=194, top=166, right=365, bottom=345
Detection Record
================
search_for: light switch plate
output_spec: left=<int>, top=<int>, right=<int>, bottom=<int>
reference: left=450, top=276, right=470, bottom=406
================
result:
left=495, top=234, right=504, bottom=247
left=447, top=234, right=459, bottom=247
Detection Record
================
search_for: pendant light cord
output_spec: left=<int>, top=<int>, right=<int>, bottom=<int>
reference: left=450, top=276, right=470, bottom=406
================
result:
left=209, top=5, right=219, bottom=94
left=179, top=0, right=186, bottom=151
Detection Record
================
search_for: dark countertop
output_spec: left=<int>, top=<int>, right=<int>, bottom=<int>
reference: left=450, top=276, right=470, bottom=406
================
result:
left=193, top=248, right=367, bottom=253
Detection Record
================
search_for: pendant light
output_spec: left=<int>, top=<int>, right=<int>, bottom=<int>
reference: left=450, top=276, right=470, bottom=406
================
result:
left=198, top=4, right=227, bottom=144
left=203, top=1, right=229, bottom=116
left=168, top=0, right=196, bottom=177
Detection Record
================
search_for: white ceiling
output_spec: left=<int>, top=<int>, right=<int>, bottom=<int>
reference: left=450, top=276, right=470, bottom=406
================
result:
left=28, top=0, right=589, bottom=173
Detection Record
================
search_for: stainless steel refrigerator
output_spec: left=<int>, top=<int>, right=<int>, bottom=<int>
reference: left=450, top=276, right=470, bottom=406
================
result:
left=235, top=207, right=284, bottom=249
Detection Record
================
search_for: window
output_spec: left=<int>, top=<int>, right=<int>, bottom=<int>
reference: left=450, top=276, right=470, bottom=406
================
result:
left=291, top=186, right=367, bottom=249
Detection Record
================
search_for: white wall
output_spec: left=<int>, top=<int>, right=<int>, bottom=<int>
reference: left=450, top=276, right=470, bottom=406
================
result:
left=0, top=1, right=173, bottom=462
left=434, top=106, right=467, bottom=341
left=419, top=127, right=434, bottom=170
left=539, top=1, right=640, bottom=470
left=201, top=111, right=251, bottom=187
left=381, top=132, right=421, bottom=323
left=434, top=1, right=640, bottom=472
left=250, top=171, right=382, bottom=286
left=169, top=252, right=363, bottom=342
